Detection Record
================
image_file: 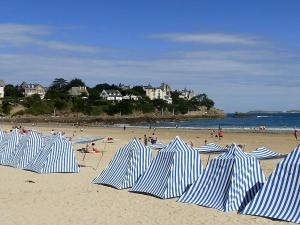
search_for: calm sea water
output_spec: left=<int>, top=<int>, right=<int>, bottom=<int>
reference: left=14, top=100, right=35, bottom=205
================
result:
left=136, top=113, right=300, bottom=130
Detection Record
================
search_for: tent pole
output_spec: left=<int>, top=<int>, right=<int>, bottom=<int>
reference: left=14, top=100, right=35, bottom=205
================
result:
left=94, top=142, right=107, bottom=170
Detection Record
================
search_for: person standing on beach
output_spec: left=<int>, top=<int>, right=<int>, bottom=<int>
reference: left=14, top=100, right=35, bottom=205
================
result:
left=218, top=130, right=224, bottom=140
left=294, top=129, right=298, bottom=140
left=143, top=134, right=148, bottom=146
left=151, top=133, right=158, bottom=144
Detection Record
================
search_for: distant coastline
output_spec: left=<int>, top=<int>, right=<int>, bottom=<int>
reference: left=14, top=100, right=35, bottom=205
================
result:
left=0, top=110, right=225, bottom=125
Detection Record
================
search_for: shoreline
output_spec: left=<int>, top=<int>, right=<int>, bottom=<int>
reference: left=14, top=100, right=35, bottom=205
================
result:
left=0, top=121, right=295, bottom=134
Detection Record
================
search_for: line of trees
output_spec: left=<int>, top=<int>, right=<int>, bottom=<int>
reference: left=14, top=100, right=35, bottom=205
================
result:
left=1, top=78, right=215, bottom=116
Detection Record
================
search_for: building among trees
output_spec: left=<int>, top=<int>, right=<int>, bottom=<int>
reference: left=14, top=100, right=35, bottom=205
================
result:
left=0, top=80, right=5, bottom=99
left=179, top=88, right=195, bottom=100
left=100, top=89, right=123, bottom=101
left=143, top=83, right=172, bottom=104
left=21, top=82, right=46, bottom=99
left=68, top=86, right=89, bottom=96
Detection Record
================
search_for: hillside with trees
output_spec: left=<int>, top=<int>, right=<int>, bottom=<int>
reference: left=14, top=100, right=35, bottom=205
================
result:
left=1, top=78, right=222, bottom=121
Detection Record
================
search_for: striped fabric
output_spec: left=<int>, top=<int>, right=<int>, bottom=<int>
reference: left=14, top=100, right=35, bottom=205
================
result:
left=0, top=129, right=22, bottom=165
left=93, top=138, right=152, bottom=189
left=194, top=143, right=227, bottom=153
left=0, top=129, right=7, bottom=142
left=241, top=145, right=300, bottom=223
left=6, top=131, right=45, bottom=168
left=24, top=133, right=79, bottom=173
left=131, top=136, right=203, bottom=199
left=250, top=147, right=285, bottom=160
left=178, top=144, right=265, bottom=212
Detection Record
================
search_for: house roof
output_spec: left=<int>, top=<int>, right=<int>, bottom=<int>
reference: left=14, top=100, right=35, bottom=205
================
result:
left=24, top=83, right=45, bottom=89
left=102, top=89, right=122, bottom=96
left=69, top=86, right=89, bottom=96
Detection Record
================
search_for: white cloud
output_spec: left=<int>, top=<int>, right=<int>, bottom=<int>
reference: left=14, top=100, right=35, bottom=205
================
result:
left=150, top=33, right=260, bottom=45
left=0, top=23, right=102, bottom=53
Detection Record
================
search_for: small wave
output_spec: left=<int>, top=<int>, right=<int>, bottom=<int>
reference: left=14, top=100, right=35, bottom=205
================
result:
left=257, top=116, right=272, bottom=118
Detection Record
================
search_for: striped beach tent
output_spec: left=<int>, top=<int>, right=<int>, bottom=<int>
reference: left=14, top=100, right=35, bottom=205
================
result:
left=0, top=129, right=7, bottom=142
left=241, top=145, right=300, bottom=223
left=0, top=129, right=22, bottom=165
left=194, top=143, right=227, bottom=153
left=250, top=147, right=285, bottom=160
left=24, top=133, right=79, bottom=173
left=131, top=136, right=203, bottom=199
left=178, top=144, right=265, bottom=212
left=5, top=131, right=45, bottom=168
left=93, top=138, right=152, bottom=189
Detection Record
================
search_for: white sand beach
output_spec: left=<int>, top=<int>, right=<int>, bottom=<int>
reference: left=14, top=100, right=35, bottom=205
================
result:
left=0, top=123, right=297, bottom=225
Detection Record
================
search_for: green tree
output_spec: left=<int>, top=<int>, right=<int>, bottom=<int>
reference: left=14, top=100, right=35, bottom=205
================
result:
left=4, top=84, right=23, bottom=97
left=50, top=78, right=68, bottom=91
left=66, top=78, right=86, bottom=89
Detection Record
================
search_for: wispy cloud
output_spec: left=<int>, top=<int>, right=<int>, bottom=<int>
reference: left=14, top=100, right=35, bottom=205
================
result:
left=149, top=33, right=261, bottom=45
left=0, top=23, right=104, bottom=53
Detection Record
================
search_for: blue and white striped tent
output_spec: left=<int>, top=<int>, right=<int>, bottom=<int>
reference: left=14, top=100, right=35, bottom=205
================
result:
left=0, top=129, right=7, bottom=142
left=5, top=131, right=45, bottom=168
left=178, top=144, right=265, bottom=212
left=93, top=138, right=152, bottom=189
left=0, top=129, right=22, bottom=165
left=24, top=133, right=79, bottom=173
left=194, top=143, right=227, bottom=153
left=250, top=147, right=285, bottom=160
left=241, top=145, right=300, bottom=223
left=131, top=136, right=203, bottom=199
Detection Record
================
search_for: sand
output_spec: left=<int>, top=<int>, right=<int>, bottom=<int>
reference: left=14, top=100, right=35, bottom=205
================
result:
left=0, top=123, right=298, bottom=225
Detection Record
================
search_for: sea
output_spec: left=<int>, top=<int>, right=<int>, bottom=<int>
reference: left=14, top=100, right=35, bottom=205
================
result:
left=133, top=113, right=300, bottom=131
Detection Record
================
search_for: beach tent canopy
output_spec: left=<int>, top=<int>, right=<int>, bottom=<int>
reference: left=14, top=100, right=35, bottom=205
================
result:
left=241, top=145, right=300, bottom=223
left=6, top=131, right=45, bottom=168
left=249, top=147, right=285, bottom=160
left=72, top=136, right=104, bottom=144
left=0, top=129, right=7, bottom=142
left=131, top=136, right=203, bottom=199
left=0, top=129, right=22, bottom=165
left=93, top=138, right=152, bottom=189
left=194, top=143, right=227, bottom=154
left=24, top=133, right=79, bottom=173
left=178, top=144, right=265, bottom=212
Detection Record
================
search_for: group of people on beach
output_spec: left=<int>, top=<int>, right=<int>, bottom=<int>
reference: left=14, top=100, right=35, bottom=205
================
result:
left=210, top=129, right=224, bottom=140
left=142, top=133, right=158, bottom=146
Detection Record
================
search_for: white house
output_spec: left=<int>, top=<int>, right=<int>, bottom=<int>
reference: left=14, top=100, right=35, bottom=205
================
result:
left=143, top=83, right=172, bottom=104
left=22, top=83, right=46, bottom=99
left=0, top=80, right=5, bottom=98
left=179, top=88, right=194, bottom=100
left=122, top=95, right=140, bottom=101
left=68, top=86, right=89, bottom=97
left=100, top=89, right=123, bottom=101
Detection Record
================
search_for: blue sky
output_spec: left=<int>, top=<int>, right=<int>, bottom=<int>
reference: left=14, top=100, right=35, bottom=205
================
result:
left=0, top=0, right=299, bottom=112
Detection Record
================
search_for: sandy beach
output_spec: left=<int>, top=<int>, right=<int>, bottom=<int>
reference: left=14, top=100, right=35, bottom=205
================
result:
left=0, top=123, right=298, bottom=225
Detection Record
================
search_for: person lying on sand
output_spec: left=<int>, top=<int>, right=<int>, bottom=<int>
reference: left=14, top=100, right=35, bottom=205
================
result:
left=84, top=143, right=101, bottom=153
